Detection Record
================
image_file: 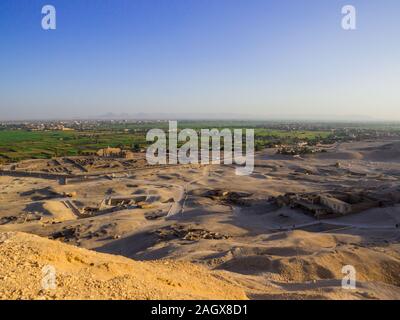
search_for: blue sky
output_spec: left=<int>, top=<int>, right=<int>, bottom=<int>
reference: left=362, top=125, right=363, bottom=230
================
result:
left=0, top=0, right=399, bottom=120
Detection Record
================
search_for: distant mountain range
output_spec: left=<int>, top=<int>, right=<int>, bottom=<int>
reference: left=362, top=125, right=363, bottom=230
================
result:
left=96, top=112, right=257, bottom=120
left=94, top=112, right=378, bottom=122
left=1, top=112, right=391, bottom=122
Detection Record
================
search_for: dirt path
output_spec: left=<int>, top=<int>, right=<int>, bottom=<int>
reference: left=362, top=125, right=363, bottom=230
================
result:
left=168, top=166, right=210, bottom=217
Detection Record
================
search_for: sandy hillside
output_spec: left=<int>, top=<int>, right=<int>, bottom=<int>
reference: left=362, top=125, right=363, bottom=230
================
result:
left=305, top=140, right=400, bottom=163
left=213, top=229, right=400, bottom=299
left=1, top=140, right=399, bottom=300
left=0, top=232, right=246, bottom=300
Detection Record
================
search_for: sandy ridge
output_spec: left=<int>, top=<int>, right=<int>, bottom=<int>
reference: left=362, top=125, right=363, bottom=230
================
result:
left=0, top=232, right=247, bottom=300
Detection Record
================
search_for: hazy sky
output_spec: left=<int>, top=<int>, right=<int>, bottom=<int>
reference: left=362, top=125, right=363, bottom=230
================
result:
left=0, top=0, right=399, bottom=120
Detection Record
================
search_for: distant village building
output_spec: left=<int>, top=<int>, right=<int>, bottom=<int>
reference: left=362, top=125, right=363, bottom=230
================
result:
left=96, top=147, right=121, bottom=157
left=96, top=147, right=134, bottom=159
left=61, top=126, right=74, bottom=131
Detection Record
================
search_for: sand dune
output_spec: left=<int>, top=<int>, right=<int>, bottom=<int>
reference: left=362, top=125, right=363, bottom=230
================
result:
left=361, top=142, right=400, bottom=162
left=0, top=232, right=246, bottom=300
left=41, top=201, right=77, bottom=222
left=310, top=151, right=364, bottom=161
left=308, top=140, right=400, bottom=163
left=1, top=139, right=400, bottom=300
left=217, top=230, right=400, bottom=284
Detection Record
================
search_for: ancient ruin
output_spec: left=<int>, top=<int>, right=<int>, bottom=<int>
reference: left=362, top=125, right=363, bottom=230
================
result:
left=273, top=189, right=400, bottom=218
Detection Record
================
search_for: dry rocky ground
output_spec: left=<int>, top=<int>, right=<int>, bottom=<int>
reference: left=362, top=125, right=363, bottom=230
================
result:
left=1, top=139, right=400, bottom=299
left=0, top=232, right=245, bottom=299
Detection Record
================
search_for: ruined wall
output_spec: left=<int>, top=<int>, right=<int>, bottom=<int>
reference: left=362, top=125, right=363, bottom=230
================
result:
left=320, top=195, right=352, bottom=215
left=0, top=169, right=71, bottom=180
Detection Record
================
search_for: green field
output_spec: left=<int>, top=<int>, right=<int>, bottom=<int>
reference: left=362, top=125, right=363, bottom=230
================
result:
left=0, top=130, right=146, bottom=163
left=0, top=123, right=333, bottom=163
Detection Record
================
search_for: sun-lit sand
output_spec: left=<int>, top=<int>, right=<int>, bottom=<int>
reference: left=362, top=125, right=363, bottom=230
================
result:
left=1, top=139, right=400, bottom=299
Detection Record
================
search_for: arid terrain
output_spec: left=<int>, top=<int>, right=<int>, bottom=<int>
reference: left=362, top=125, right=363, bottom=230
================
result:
left=1, top=139, right=400, bottom=299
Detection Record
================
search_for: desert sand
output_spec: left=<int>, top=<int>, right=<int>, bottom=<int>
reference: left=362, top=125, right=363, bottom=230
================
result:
left=1, top=139, right=400, bottom=299
left=0, top=232, right=246, bottom=299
